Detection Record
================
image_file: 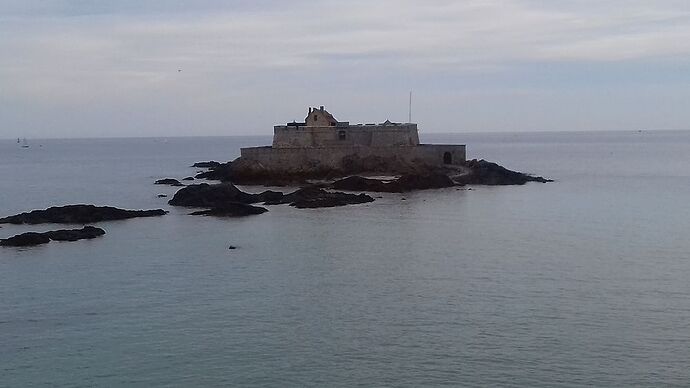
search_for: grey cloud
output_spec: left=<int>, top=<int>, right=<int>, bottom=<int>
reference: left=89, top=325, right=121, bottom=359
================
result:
left=0, top=0, right=689, bottom=138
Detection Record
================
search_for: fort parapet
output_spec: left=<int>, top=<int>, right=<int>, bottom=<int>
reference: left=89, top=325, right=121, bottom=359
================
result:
left=240, top=106, right=465, bottom=174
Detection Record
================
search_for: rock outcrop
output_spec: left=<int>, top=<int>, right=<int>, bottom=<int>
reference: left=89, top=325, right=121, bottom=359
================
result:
left=169, top=183, right=374, bottom=213
left=263, top=187, right=374, bottom=208
left=189, top=203, right=269, bottom=217
left=154, top=178, right=184, bottom=186
left=0, top=205, right=167, bottom=225
left=45, top=226, right=106, bottom=241
left=330, top=173, right=457, bottom=192
left=191, top=161, right=221, bottom=168
left=1, top=226, right=105, bottom=247
left=0, top=232, right=51, bottom=247
left=168, top=183, right=267, bottom=208
left=458, top=159, right=552, bottom=185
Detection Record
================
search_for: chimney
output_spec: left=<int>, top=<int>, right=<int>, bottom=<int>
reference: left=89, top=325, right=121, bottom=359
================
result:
left=320, top=106, right=324, bottom=112
left=309, top=107, right=312, bottom=114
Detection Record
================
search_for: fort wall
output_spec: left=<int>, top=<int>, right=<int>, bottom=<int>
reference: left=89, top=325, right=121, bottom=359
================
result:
left=272, top=124, right=419, bottom=148
left=240, top=144, right=466, bottom=173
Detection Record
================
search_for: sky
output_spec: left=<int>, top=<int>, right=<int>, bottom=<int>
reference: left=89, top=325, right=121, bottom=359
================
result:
left=1, top=0, right=689, bottom=138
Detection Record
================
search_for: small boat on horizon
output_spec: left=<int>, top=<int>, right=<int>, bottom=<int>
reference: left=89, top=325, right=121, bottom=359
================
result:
left=21, top=138, right=29, bottom=148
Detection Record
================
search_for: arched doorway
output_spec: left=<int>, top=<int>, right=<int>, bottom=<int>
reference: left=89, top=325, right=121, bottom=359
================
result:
left=443, top=152, right=452, bottom=164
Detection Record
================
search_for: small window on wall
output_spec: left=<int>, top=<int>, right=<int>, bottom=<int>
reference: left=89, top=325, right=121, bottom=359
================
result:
left=338, top=131, right=346, bottom=140
left=314, top=115, right=318, bottom=121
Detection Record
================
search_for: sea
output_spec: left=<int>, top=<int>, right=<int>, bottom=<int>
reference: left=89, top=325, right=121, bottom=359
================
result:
left=1, top=130, right=689, bottom=387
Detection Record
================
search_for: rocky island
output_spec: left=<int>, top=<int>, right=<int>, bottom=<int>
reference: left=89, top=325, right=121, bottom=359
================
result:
left=191, top=107, right=550, bottom=187
left=162, top=107, right=551, bottom=216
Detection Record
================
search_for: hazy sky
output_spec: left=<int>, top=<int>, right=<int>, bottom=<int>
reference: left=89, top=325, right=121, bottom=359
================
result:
left=1, top=0, right=689, bottom=138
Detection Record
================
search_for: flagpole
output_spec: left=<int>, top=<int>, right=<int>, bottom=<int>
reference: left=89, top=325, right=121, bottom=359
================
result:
left=408, top=90, right=412, bottom=123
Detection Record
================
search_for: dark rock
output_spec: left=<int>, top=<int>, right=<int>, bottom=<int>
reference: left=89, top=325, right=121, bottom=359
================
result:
left=157, top=194, right=167, bottom=198
left=255, top=190, right=285, bottom=203
left=0, top=205, right=167, bottom=225
left=168, top=183, right=258, bottom=207
left=331, top=173, right=455, bottom=192
left=1, top=226, right=105, bottom=247
left=169, top=182, right=372, bottom=210
left=194, top=161, right=234, bottom=181
left=228, top=245, right=237, bottom=250
left=154, top=178, right=184, bottom=186
left=265, top=187, right=374, bottom=208
left=458, top=159, right=552, bottom=185
left=191, top=161, right=221, bottom=168
left=189, top=203, right=268, bottom=217
left=44, top=226, right=106, bottom=241
left=182, top=177, right=195, bottom=181
left=0, top=232, right=51, bottom=247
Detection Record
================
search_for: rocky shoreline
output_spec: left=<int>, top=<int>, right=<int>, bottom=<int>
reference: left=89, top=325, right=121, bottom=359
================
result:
left=191, top=157, right=551, bottom=187
left=156, top=156, right=551, bottom=217
left=167, top=183, right=375, bottom=216
left=2, top=154, right=552, bottom=248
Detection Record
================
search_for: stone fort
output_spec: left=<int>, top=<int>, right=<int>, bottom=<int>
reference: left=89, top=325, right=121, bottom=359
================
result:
left=240, top=106, right=466, bottom=173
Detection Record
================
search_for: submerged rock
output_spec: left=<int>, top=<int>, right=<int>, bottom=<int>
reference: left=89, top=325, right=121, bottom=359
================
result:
left=189, top=203, right=268, bottom=217
left=1, top=226, right=105, bottom=247
left=182, top=176, right=195, bottom=181
left=154, top=178, right=184, bottom=186
left=0, top=205, right=167, bottom=225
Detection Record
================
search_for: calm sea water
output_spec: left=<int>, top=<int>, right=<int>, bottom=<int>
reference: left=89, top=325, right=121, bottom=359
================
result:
left=1, top=131, right=690, bottom=387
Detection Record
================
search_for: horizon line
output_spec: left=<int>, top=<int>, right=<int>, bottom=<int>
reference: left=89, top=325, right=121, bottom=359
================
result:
left=2, top=128, right=689, bottom=141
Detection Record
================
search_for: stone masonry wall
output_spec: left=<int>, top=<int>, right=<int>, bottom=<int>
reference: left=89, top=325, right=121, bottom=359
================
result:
left=240, top=144, right=466, bottom=174
left=272, top=125, right=420, bottom=149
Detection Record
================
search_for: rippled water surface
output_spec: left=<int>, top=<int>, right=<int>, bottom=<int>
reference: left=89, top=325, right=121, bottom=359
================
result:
left=1, top=131, right=690, bottom=387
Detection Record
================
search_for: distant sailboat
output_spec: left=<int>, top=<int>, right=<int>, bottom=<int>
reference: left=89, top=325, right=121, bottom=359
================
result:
left=17, top=138, right=20, bottom=144
left=21, top=138, right=29, bottom=148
